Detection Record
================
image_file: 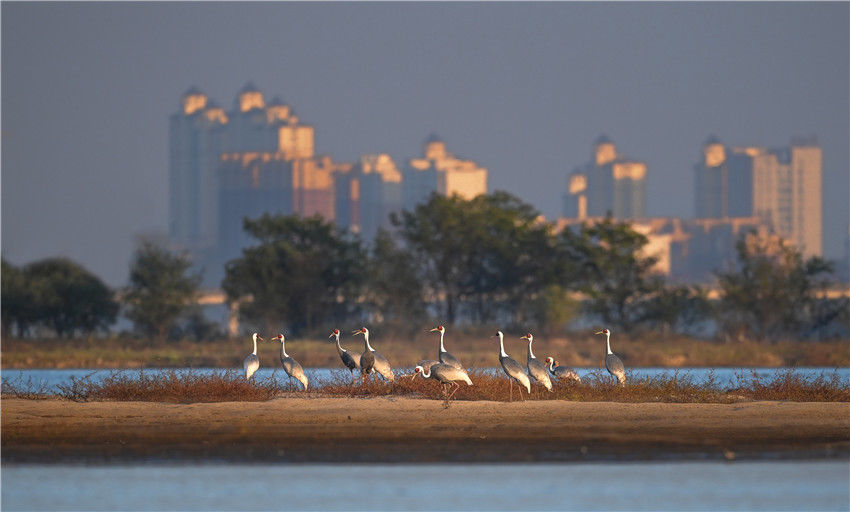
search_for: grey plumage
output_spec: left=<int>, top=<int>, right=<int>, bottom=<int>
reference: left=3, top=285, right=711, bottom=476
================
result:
left=354, top=327, right=394, bottom=382
left=415, top=363, right=473, bottom=400
left=495, top=331, right=531, bottom=400
left=330, top=330, right=360, bottom=383
left=243, top=332, right=262, bottom=379
left=431, top=325, right=464, bottom=371
left=605, top=353, right=626, bottom=385
left=274, top=334, right=308, bottom=390
left=522, top=334, right=552, bottom=392
left=545, top=357, right=581, bottom=383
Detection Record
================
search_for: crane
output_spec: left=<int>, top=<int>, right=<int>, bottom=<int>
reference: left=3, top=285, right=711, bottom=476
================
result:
left=353, top=327, right=395, bottom=382
left=494, top=331, right=531, bottom=401
left=544, top=356, right=581, bottom=383
left=520, top=333, right=552, bottom=392
left=329, top=328, right=361, bottom=384
left=243, top=332, right=263, bottom=380
left=272, top=334, right=309, bottom=390
left=596, top=328, right=626, bottom=385
left=413, top=363, right=473, bottom=400
left=429, top=325, right=464, bottom=370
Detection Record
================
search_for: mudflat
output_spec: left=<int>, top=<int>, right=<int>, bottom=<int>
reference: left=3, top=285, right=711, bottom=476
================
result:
left=2, top=398, right=848, bottom=462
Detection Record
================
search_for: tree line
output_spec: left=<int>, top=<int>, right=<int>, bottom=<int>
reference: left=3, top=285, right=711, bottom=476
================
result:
left=2, top=192, right=847, bottom=342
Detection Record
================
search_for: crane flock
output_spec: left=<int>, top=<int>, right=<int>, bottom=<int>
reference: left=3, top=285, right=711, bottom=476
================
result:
left=243, top=326, right=627, bottom=399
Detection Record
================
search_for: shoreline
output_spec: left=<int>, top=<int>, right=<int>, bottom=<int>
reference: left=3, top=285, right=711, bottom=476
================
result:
left=3, top=397, right=848, bottom=463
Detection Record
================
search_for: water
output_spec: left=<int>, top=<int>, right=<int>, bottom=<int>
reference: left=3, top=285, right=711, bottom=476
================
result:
left=2, top=366, right=848, bottom=394
left=2, top=461, right=847, bottom=511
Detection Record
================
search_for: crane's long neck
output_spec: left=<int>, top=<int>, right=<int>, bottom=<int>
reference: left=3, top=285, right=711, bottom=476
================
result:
left=527, top=339, right=536, bottom=360
left=334, top=336, right=346, bottom=356
left=280, top=339, right=289, bottom=358
left=252, top=337, right=258, bottom=355
left=546, top=358, right=554, bottom=371
left=498, top=335, right=508, bottom=358
left=439, top=330, right=447, bottom=353
left=606, top=332, right=613, bottom=355
left=421, top=367, right=431, bottom=379
left=364, top=332, right=374, bottom=352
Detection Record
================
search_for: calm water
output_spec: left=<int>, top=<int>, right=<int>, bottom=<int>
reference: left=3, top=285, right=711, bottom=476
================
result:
left=2, top=461, right=848, bottom=511
left=2, top=366, right=849, bottom=394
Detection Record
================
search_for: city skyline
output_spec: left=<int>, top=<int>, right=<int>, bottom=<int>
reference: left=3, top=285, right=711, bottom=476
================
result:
left=3, top=2, right=848, bottom=285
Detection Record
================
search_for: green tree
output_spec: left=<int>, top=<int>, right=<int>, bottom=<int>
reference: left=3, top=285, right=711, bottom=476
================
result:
left=1, top=259, right=36, bottom=337
left=365, top=229, right=425, bottom=329
left=716, top=233, right=846, bottom=341
left=222, top=214, right=366, bottom=334
left=24, top=257, right=118, bottom=337
left=561, top=216, right=664, bottom=331
left=123, top=240, right=201, bottom=342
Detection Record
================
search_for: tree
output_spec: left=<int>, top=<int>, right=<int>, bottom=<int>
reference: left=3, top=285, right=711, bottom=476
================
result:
left=560, top=216, right=664, bottom=331
left=222, top=214, right=366, bottom=334
left=24, top=257, right=118, bottom=337
left=1, top=259, right=36, bottom=337
left=365, top=229, right=425, bottom=329
left=123, top=240, right=201, bottom=342
left=716, top=233, right=846, bottom=341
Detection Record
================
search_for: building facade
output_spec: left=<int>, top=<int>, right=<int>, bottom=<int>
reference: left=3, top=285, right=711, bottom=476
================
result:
left=334, top=154, right=402, bottom=240
left=563, top=135, right=647, bottom=220
left=694, top=136, right=822, bottom=257
left=402, top=134, right=488, bottom=206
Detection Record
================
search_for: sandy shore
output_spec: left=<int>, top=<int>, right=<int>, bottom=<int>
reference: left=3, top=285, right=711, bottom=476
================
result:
left=2, top=397, right=848, bottom=462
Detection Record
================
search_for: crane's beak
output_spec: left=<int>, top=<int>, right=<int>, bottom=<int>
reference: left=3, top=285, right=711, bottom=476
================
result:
left=594, top=330, right=603, bottom=335
left=257, top=336, right=264, bottom=342
left=429, top=327, right=439, bottom=332
left=328, top=333, right=335, bottom=339
left=352, top=330, right=362, bottom=336
left=520, top=335, right=529, bottom=340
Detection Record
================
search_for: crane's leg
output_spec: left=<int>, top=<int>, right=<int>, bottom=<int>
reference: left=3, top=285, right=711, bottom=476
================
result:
left=447, top=382, right=460, bottom=400
left=509, top=380, right=514, bottom=402
left=350, top=370, right=356, bottom=385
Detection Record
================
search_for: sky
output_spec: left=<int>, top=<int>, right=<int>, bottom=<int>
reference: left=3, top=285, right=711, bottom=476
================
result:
left=2, top=2, right=848, bottom=286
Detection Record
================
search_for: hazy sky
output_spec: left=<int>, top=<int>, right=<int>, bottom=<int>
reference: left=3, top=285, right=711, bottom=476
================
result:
left=3, top=2, right=848, bottom=285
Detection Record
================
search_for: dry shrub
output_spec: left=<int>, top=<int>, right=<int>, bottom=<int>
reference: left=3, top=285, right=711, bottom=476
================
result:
left=733, top=369, right=850, bottom=402
left=55, top=369, right=282, bottom=403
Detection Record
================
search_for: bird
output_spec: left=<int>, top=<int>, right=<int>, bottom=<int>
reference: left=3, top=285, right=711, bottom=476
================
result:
left=243, top=332, right=263, bottom=380
left=329, top=328, right=361, bottom=384
left=414, top=363, right=473, bottom=400
left=596, top=328, right=626, bottom=385
left=520, top=333, right=552, bottom=392
left=353, top=327, right=394, bottom=382
left=429, top=325, right=464, bottom=370
left=493, top=331, right=531, bottom=401
left=544, top=356, right=581, bottom=383
left=272, top=334, right=309, bottom=390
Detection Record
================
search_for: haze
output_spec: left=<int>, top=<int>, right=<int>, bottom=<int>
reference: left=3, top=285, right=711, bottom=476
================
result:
left=2, top=2, right=848, bottom=285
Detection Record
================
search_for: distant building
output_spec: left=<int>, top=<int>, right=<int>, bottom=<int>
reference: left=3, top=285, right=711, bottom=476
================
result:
left=563, top=135, right=647, bottom=220
left=402, top=134, right=488, bottom=206
left=169, top=83, right=343, bottom=285
left=334, top=154, right=402, bottom=241
left=694, top=136, right=822, bottom=257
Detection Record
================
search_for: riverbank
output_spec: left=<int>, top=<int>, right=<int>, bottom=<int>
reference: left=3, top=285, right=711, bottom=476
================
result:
left=3, top=398, right=848, bottom=463
left=3, top=335, right=850, bottom=369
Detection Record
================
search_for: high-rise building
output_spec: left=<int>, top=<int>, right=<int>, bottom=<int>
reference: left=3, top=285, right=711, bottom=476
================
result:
left=694, top=136, right=822, bottom=257
left=402, top=134, right=487, bottom=206
left=169, top=83, right=341, bottom=285
left=334, top=154, right=402, bottom=240
left=563, top=135, right=647, bottom=220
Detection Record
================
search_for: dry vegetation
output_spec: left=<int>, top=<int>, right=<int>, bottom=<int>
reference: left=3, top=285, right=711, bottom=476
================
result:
left=3, top=332, right=850, bottom=369
left=3, top=367, right=847, bottom=403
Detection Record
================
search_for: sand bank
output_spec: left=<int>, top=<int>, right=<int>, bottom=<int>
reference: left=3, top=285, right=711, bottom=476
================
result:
left=2, top=397, right=848, bottom=462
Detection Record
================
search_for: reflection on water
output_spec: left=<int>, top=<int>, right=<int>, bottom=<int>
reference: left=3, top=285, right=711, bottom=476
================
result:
left=4, top=367, right=849, bottom=394
left=2, top=461, right=848, bottom=511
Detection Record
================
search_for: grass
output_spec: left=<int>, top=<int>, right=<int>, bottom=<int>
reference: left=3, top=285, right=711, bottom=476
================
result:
left=6, top=367, right=844, bottom=403
left=3, top=333, right=850, bottom=369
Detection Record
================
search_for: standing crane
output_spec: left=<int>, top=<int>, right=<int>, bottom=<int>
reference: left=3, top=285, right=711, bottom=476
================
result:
left=353, top=327, right=394, bottom=382
left=329, top=328, right=361, bottom=384
left=596, top=328, right=626, bottom=385
left=494, top=331, right=531, bottom=401
left=272, top=334, right=309, bottom=390
left=243, top=332, right=263, bottom=380
left=520, top=333, right=552, bottom=392
left=413, top=363, right=473, bottom=400
left=544, top=356, right=581, bottom=383
left=429, top=325, right=464, bottom=370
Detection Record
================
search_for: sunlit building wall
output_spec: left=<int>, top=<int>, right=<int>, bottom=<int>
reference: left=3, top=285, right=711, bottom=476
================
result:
left=563, top=135, right=647, bottom=220
left=334, top=154, right=402, bottom=241
left=402, top=134, right=487, bottom=206
left=695, top=136, right=822, bottom=257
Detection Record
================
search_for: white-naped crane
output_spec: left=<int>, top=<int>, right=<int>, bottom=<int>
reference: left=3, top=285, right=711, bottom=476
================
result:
left=414, top=363, right=473, bottom=400
left=243, top=332, right=263, bottom=380
left=520, top=333, right=552, bottom=392
left=272, top=334, right=309, bottom=390
left=596, top=328, right=626, bottom=385
left=329, top=328, right=361, bottom=384
left=493, top=331, right=531, bottom=401
left=429, top=325, right=464, bottom=370
left=353, top=327, right=394, bottom=383
left=544, top=356, right=581, bottom=383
